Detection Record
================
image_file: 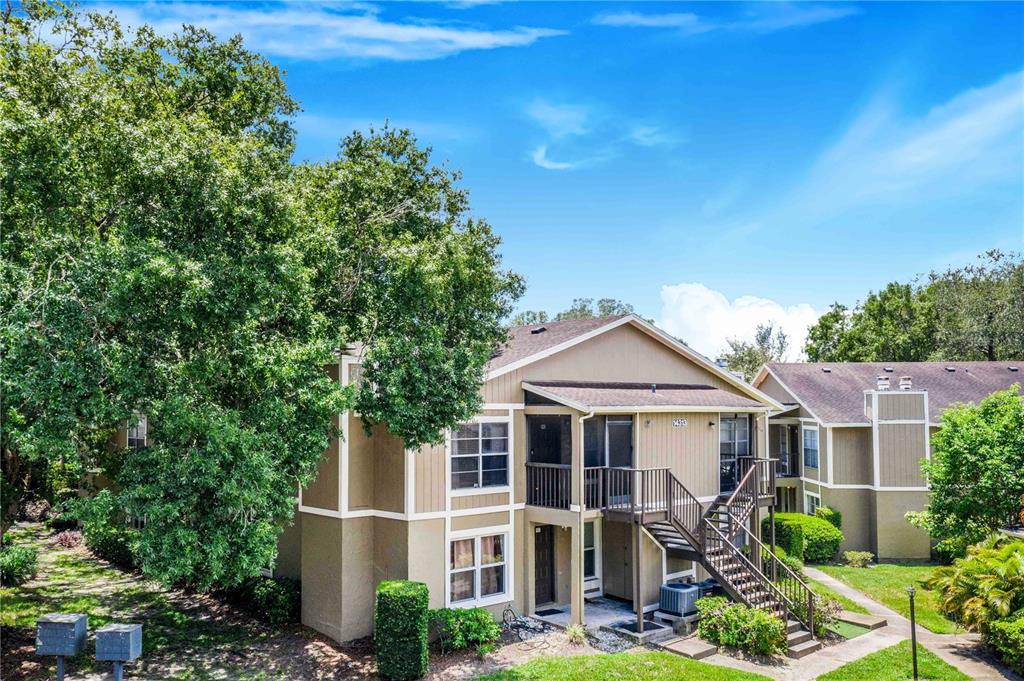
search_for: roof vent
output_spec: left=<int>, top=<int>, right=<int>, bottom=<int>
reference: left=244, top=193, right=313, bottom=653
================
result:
left=651, top=384, right=657, bottom=393
left=899, top=376, right=913, bottom=390
left=883, top=367, right=894, bottom=373
left=821, top=367, right=832, bottom=373
left=877, top=375, right=890, bottom=390
left=530, top=326, right=547, bottom=335
left=1010, top=366, right=1020, bottom=372
left=945, top=366, right=956, bottom=372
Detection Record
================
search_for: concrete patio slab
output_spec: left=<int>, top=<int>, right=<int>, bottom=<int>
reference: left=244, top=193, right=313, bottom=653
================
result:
left=836, top=610, right=887, bottom=630
left=659, top=636, right=717, bottom=660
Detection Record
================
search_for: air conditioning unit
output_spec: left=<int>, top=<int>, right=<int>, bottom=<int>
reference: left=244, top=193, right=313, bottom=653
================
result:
left=659, top=582, right=699, bottom=616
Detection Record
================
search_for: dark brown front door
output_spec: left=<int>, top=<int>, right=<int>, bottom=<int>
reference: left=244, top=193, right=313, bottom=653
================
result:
left=534, top=526, right=555, bottom=605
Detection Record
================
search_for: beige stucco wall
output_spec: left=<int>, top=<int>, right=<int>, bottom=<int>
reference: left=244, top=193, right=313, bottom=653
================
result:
left=274, top=511, right=302, bottom=580
left=406, top=518, right=446, bottom=609
left=874, top=491, right=931, bottom=560
left=300, top=513, right=346, bottom=641
left=821, top=487, right=874, bottom=554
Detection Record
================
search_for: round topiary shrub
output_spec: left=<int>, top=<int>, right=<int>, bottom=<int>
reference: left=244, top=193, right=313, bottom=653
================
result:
left=762, top=515, right=805, bottom=561
left=815, top=506, right=842, bottom=530
left=375, top=580, right=429, bottom=680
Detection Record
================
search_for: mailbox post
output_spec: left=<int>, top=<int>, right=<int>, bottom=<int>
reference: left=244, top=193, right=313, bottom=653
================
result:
left=96, top=623, right=143, bottom=681
left=36, top=613, right=87, bottom=681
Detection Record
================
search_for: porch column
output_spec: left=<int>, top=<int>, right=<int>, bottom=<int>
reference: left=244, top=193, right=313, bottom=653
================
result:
left=525, top=522, right=537, bottom=616
left=569, top=412, right=587, bottom=625
left=570, top=519, right=584, bottom=625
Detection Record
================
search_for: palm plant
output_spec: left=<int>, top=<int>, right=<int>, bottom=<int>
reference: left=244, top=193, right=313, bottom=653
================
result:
left=927, top=535, right=1024, bottom=633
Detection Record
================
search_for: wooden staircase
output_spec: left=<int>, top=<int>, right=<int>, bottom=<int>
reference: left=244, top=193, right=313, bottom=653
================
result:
left=621, top=460, right=822, bottom=658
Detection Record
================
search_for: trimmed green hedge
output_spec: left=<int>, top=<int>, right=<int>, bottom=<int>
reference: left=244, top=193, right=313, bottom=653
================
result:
left=815, top=506, right=842, bottom=530
left=375, top=580, right=429, bottom=680
left=765, top=513, right=843, bottom=563
left=763, top=515, right=805, bottom=561
left=987, top=615, right=1024, bottom=674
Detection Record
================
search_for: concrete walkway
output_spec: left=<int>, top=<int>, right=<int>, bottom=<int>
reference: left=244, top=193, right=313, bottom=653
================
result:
left=686, top=569, right=1021, bottom=681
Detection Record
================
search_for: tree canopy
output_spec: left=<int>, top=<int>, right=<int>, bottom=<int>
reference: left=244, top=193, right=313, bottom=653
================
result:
left=1, top=3, right=522, bottom=587
left=908, top=386, right=1024, bottom=557
left=804, top=251, right=1023, bottom=362
left=511, top=298, right=642, bottom=326
left=720, top=323, right=788, bottom=382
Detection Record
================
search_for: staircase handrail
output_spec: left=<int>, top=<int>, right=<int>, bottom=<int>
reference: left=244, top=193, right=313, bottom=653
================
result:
left=702, top=518, right=791, bottom=622
left=665, top=470, right=704, bottom=550
left=737, top=523, right=818, bottom=636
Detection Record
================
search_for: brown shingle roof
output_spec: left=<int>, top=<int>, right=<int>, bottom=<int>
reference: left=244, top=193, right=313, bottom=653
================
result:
left=523, top=380, right=765, bottom=410
left=487, top=315, right=630, bottom=372
left=764, top=362, right=1023, bottom=423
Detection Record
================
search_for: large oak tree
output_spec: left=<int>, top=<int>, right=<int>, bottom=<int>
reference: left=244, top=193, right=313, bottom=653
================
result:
left=1, top=3, right=522, bottom=587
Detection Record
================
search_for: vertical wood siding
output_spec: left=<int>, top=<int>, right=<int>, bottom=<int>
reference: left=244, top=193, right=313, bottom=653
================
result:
left=877, top=393, right=926, bottom=420
left=832, top=427, right=873, bottom=485
left=635, top=412, right=720, bottom=499
left=878, top=423, right=927, bottom=487
left=415, top=442, right=446, bottom=514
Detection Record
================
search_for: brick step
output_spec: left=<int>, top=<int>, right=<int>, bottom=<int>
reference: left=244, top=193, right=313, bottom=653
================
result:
left=787, top=629, right=812, bottom=646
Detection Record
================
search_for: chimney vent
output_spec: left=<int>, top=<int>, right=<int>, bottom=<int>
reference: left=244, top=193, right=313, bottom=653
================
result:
left=899, top=376, right=913, bottom=390
left=884, top=366, right=894, bottom=373
left=877, top=376, right=890, bottom=391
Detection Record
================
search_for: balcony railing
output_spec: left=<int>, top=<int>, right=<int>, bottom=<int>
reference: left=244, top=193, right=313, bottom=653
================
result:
left=525, top=463, right=571, bottom=509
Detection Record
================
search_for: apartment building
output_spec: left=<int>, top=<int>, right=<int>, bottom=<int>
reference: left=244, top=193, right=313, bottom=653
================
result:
left=274, top=314, right=801, bottom=643
left=754, top=362, right=1021, bottom=560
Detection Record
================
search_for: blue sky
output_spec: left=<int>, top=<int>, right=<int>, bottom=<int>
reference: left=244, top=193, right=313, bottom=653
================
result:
left=99, top=2, right=1024, bottom=358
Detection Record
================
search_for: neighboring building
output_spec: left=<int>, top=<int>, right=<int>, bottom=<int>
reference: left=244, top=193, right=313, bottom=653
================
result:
left=754, top=361, right=1022, bottom=560
left=274, top=314, right=805, bottom=644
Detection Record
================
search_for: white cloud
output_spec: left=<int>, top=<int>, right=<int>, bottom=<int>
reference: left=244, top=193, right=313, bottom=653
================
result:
left=525, top=100, right=591, bottom=138
left=658, top=283, right=820, bottom=361
left=778, top=70, right=1024, bottom=224
left=592, top=12, right=702, bottom=30
left=592, top=4, right=858, bottom=35
left=524, top=99, right=679, bottom=170
left=95, top=2, right=565, bottom=61
left=530, top=145, right=576, bottom=170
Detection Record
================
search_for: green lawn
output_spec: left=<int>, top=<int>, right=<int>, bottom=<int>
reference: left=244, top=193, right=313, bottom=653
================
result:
left=815, top=563, right=959, bottom=634
left=476, top=651, right=772, bottom=681
left=817, top=640, right=971, bottom=681
left=808, top=578, right=869, bottom=615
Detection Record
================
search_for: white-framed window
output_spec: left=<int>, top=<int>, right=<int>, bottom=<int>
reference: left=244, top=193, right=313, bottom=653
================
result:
left=127, top=415, right=148, bottom=452
left=449, top=533, right=507, bottom=605
left=805, top=491, right=821, bottom=516
left=803, top=427, right=819, bottom=469
left=720, top=414, right=751, bottom=458
left=451, top=421, right=509, bottom=490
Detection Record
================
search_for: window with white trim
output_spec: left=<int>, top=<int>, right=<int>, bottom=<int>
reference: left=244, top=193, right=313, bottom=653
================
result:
left=805, top=491, right=821, bottom=516
left=803, top=427, right=819, bottom=469
left=451, top=422, right=508, bottom=490
left=449, top=533, right=507, bottom=604
left=127, top=416, right=148, bottom=452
